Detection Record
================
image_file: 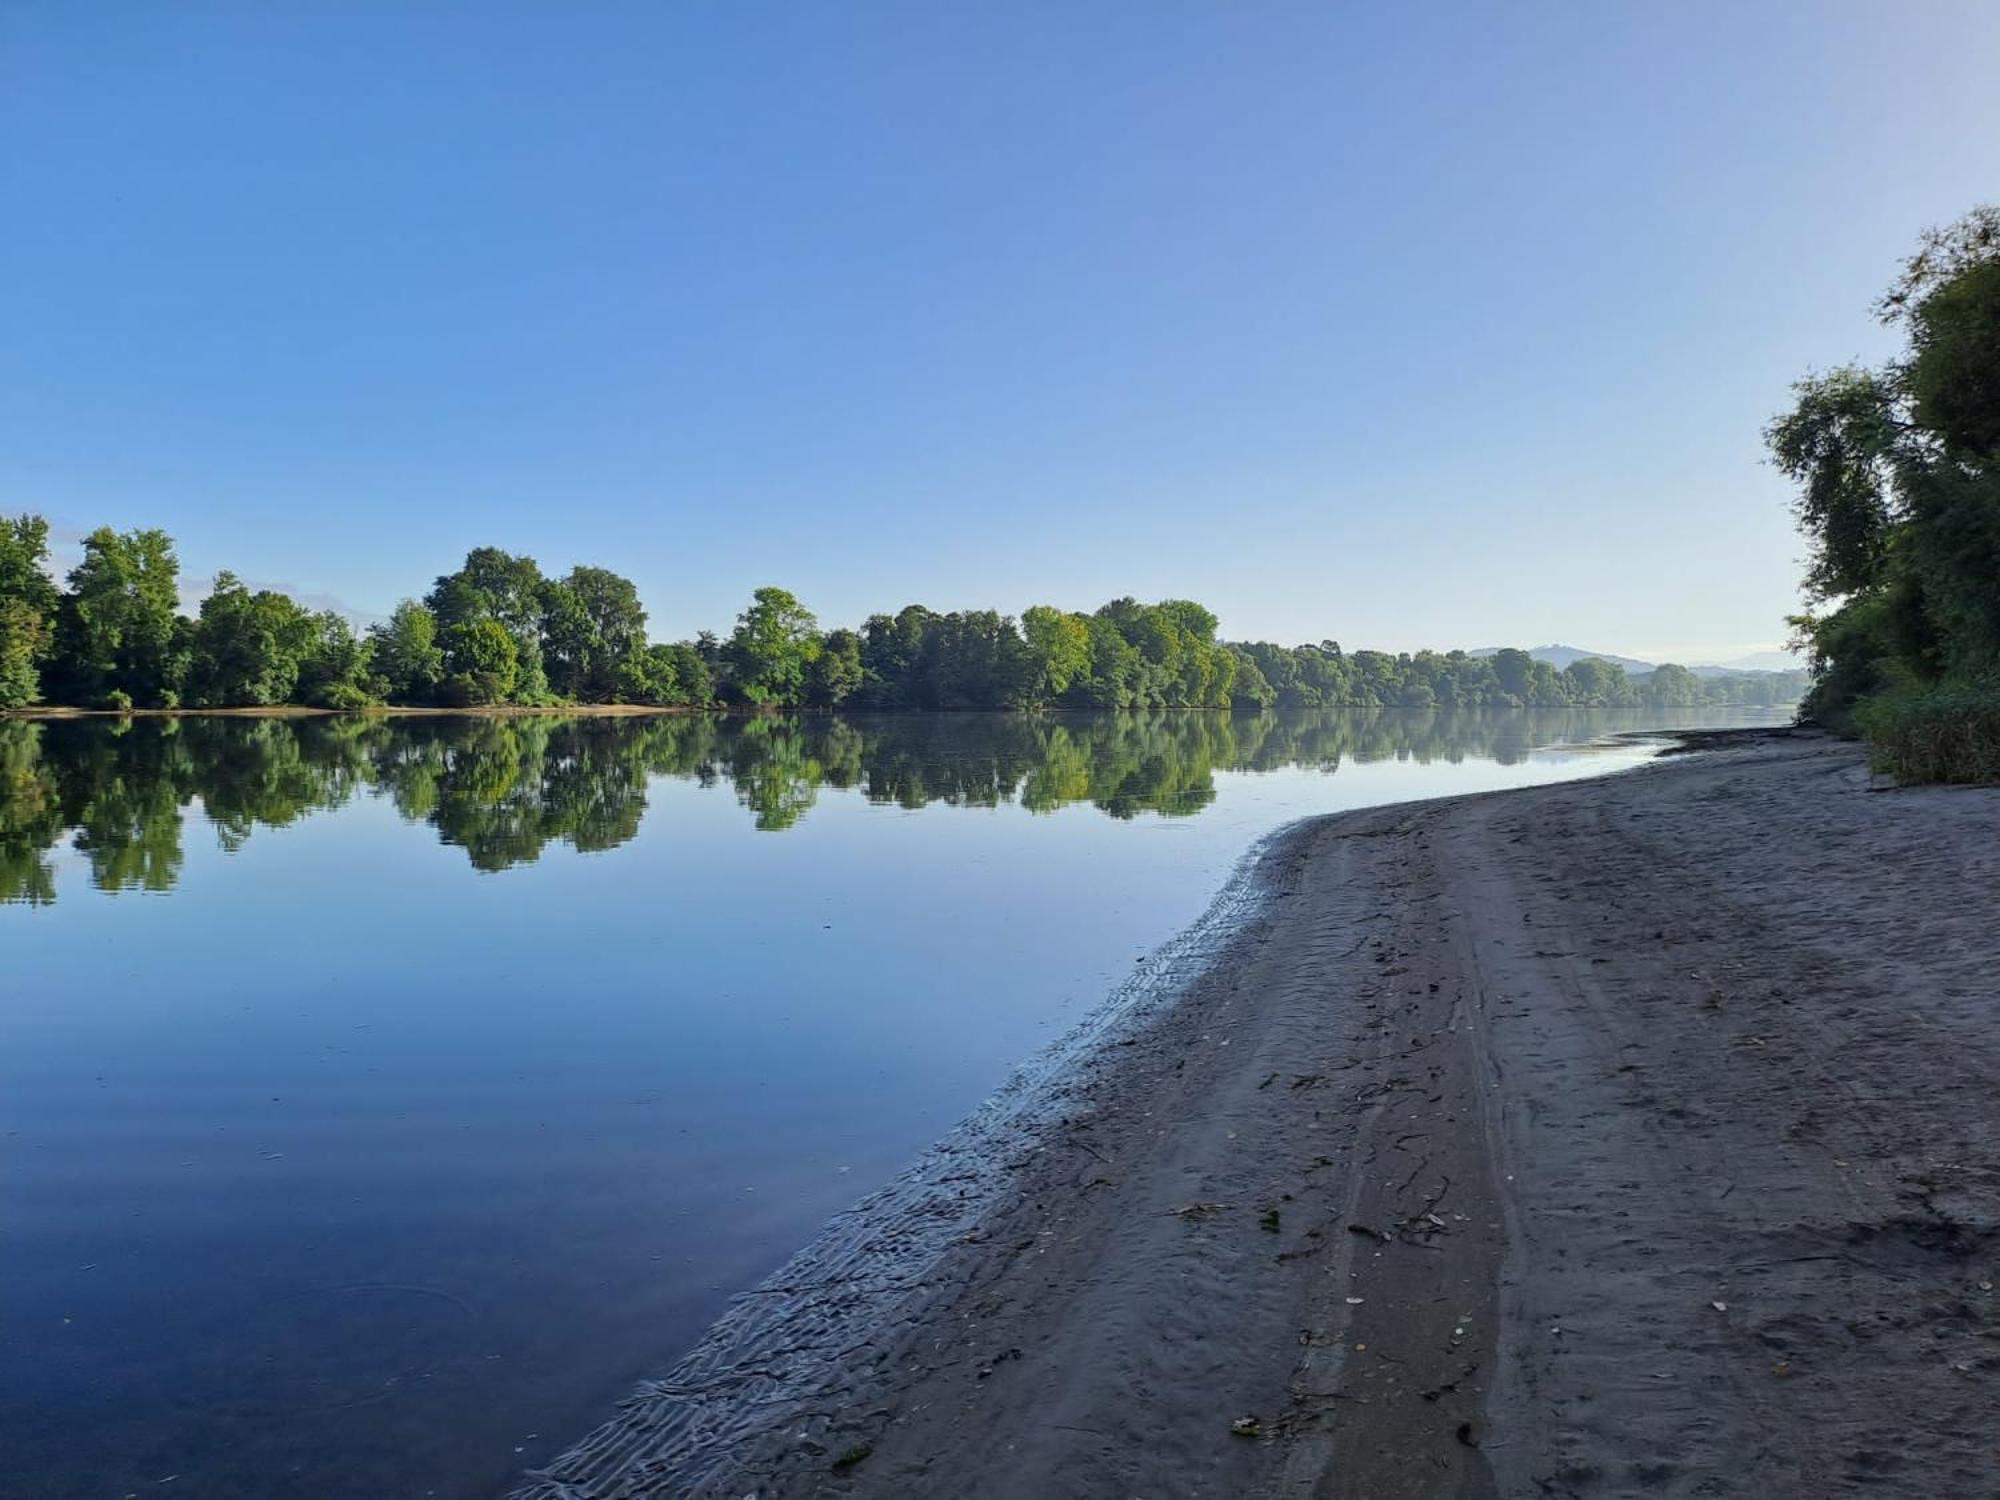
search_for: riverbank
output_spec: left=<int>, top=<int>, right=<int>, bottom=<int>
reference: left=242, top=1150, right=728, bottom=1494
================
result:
left=518, top=728, right=2000, bottom=1498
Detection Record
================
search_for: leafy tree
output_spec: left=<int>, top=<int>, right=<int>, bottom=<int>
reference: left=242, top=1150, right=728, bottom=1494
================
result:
left=1769, top=204, right=2000, bottom=757
left=296, top=611, right=375, bottom=708
left=541, top=565, right=648, bottom=702
left=1487, top=647, right=1534, bottom=703
left=663, top=643, right=715, bottom=705
left=186, top=572, right=314, bottom=706
left=0, top=515, right=59, bottom=619
left=368, top=600, right=446, bottom=703
left=537, top=577, right=592, bottom=700
left=439, top=617, right=521, bottom=706
left=1227, top=646, right=1276, bottom=710
left=1640, top=663, right=1701, bottom=707
left=614, top=643, right=679, bottom=705
left=1019, top=605, right=1092, bottom=706
left=1562, top=656, right=1634, bottom=706
left=0, top=599, right=49, bottom=708
left=0, top=515, right=60, bottom=707
left=808, top=628, right=864, bottom=707
left=52, top=527, right=185, bottom=707
left=426, top=548, right=550, bottom=703
left=727, top=587, right=821, bottom=706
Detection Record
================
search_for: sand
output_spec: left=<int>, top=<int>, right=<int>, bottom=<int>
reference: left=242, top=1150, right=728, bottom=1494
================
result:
left=517, top=729, right=2000, bottom=1498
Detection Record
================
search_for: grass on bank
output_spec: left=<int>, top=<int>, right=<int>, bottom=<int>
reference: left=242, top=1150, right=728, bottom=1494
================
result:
left=1853, top=680, right=2000, bottom=784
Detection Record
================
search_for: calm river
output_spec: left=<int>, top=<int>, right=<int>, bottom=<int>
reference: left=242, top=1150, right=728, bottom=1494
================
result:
left=0, top=706, right=1787, bottom=1497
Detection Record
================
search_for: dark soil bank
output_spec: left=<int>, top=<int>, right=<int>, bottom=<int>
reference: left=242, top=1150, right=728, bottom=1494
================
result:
left=520, top=731, right=2000, bottom=1497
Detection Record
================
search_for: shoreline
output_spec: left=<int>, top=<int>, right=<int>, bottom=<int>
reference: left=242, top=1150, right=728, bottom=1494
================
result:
left=516, top=728, right=2000, bottom=1497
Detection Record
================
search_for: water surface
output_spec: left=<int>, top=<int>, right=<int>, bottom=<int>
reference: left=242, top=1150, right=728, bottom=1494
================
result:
left=0, top=706, right=1787, bottom=1498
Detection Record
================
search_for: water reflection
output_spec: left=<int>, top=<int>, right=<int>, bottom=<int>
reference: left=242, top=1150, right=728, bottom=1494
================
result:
left=0, top=706, right=1743, bottom=902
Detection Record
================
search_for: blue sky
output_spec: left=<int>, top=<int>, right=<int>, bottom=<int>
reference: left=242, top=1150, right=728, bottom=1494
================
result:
left=4, top=2, right=1997, bottom=663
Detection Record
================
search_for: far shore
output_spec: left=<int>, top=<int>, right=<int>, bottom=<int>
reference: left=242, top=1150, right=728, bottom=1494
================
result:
left=515, top=726, right=2000, bottom=1498
left=4, top=701, right=1801, bottom=723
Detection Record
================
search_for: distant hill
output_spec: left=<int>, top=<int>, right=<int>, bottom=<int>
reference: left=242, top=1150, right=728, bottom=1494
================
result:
left=1467, top=643, right=1659, bottom=675
left=1692, top=649, right=1806, bottom=674
left=1467, top=643, right=1805, bottom=680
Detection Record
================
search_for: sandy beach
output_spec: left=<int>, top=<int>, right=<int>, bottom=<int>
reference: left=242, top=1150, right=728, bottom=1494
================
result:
left=519, top=729, right=2000, bottom=1498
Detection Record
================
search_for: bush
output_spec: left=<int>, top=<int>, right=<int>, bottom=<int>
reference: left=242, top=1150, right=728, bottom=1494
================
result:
left=101, top=688, right=134, bottom=713
left=1854, top=680, right=2000, bottom=783
left=314, top=680, right=376, bottom=711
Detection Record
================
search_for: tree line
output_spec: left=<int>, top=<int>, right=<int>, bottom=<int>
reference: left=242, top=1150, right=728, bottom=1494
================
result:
left=1, top=521, right=1799, bottom=714
left=1769, top=204, right=2000, bottom=781
left=1, top=704, right=1770, bottom=903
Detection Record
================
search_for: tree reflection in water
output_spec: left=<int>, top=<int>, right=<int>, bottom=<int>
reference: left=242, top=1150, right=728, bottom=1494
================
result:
left=0, top=705, right=1727, bottom=902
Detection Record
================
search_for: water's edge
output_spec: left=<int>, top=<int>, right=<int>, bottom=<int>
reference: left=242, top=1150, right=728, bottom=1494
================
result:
left=508, top=820, right=1296, bottom=1498
left=506, top=734, right=1704, bottom=1496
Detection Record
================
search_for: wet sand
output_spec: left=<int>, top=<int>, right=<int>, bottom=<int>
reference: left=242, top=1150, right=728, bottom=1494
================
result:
left=520, top=729, right=2000, bottom=1497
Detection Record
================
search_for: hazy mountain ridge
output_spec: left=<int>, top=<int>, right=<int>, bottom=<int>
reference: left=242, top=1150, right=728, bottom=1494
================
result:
left=1467, top=644, right=1805, bottom=679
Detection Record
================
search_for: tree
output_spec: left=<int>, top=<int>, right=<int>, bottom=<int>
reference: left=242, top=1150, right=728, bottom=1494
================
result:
left=1641, top=663, right=1701, bottom=707
left=0, top=515, right=59, bottom=708
left=615, top=642, right=682, bottom=705
left=53, top=527, right=186, bottom=707
left=1766, top=367, right=1902, bottom=602
left=808, top=628, right=864, bottom=707
left=665, top=642, right=715, bottom=705
left=1483, top=648, right=1533, bottom=704
left=542, top=565, right=648, bottom=702
left=0, top=599, right=48, bottom=708
left=1769, top=204, right=2000, bottom=740
left=426, top=548, right=550, bottom=703
left=186, top=571, right=314, bottom=706
left=1019, top=606, right=1092, bottom=707
left=439, top=617, right=520, bottom=706
left=368, top=600, right=445, bottom=703
left=727, top=587, right=821, bottom=706
left=295, top=611, right=374, bottom=707
left=1562, top=656, right=1633, bottom=707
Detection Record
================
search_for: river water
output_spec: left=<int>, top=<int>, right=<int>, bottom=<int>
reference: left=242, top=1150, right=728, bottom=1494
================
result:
left=0, top=705, right=1788, bottom=1497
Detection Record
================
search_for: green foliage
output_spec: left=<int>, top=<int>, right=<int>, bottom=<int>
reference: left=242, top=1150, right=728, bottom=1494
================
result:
left=427, top=549, right=546, bottom=703
left=295, top=612, right=376, bottom=708
left=0, top=515, right=60, bottom=707
left=439, top=617, right=521, bottom=706
left=1770, top=204, right=2000, bottom=776
left=187, top=572, right=313, bottom=706
left=1227, top=647, right=1275, bottom=711
left=1562, top=655, right=1633, bottom=706
left=543, top=565, right=649, bottom=702
left=807, top=627, right=864, bottom=707
left=367, top=600, right=446, bottom=703
left=0, top=519, right=1811, bottom=718
left=727, top=586, right=821, bottom=705
left=1767, top=367, right=1903, bottom=601
left=0, top=598, right=50, bottom=708
left=52, top=527, right=185, bottom=707
left=1852, top=680, right=2000, bottom=783
left=1020, top=605, right=1092, bottom=704
left=664, top=643, right=715, bottom=706
left=0, top=514, right=60, bottom=618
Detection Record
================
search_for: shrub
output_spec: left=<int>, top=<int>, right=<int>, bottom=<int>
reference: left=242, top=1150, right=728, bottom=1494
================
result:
left=315, top=680, right=376, bottom=711
left=1854, top=679, right=2000, bottom=783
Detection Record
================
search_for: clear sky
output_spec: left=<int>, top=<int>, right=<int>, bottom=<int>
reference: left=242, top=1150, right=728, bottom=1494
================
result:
left=4, top=3, right=1997, bottom=663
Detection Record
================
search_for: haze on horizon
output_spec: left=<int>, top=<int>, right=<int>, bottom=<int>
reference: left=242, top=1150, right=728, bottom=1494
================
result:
left=5, top=2, right=1998, bottom=666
